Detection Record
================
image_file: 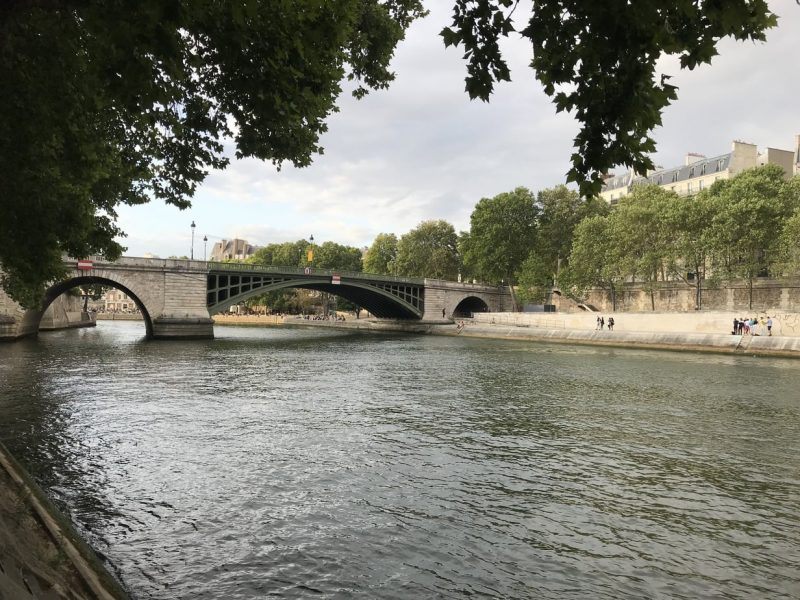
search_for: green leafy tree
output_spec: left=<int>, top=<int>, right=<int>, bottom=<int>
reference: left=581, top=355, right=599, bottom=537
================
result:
left=776, top=204, right=800, bottom=276
left=0, top=0, right=426, bottom=306
left=456, top=230, right=478, bottom=283
left=661, top=190, right=717, bottom=309
left=363, top=233, right=398, bottom=275
left=704, top=165, right=798, bottom=308
left=563, top=215, right=627, bottom=311
left=461, top=187, right=538, bottom=288
left=517, top=185, right=607, bottom=303
left=610, top=186, right=676, bottom=310
left=441, top=1, right=777, bottom=197
left=396, top=220, right=459, bottom=279
left=312, top=241, right=363, bottom=272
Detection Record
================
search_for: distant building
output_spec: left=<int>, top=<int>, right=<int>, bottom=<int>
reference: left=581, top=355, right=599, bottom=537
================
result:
left=600, top=135, right=799, bottom=204
left=103, top=289, right=136, bottom=312
left=209, top=238, right=258, bottom=261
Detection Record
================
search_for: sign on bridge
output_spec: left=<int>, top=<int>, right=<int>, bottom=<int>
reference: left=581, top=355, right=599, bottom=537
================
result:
left=77, top=260, right=93, bottom=270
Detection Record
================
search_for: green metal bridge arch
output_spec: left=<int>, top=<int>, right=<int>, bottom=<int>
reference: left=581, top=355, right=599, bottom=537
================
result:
left=206, top=264, right=425, bottom=318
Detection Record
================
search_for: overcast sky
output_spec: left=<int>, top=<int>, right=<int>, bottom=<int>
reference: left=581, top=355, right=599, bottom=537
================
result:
left=117, top=1, right=800, bottom=259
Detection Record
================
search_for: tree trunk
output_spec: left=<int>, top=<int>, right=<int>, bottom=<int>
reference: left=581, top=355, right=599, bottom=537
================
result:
left=610, top=284, right=617, bottom=312
left=695, top=278, right=702, bottom=310
left=507, top=281, right=518, bottom=312
left=748, top=276, right=753, bottom=310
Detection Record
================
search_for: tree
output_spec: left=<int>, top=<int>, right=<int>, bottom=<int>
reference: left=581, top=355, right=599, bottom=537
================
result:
left=517, top=185, right=607, bottom=303
left=662, top=190, right=717, bottom=310
left=441, top=1, right=777, bottom=197
left=0, top=0, right=426, bottom=307
left=776, top=203, right=800, bottom=276
left=704, top=165, right=798, bottom=308
left=312, top=241, right=364, bottom=272
left=396, top=220, right=460, bottom=279
left=563, top=215, right=627, bottom=311
left=461, top=187, right=538, bottom=287
left=363, top=233, right=398, bottom=274
left=610, top=186, right=676, bottom=310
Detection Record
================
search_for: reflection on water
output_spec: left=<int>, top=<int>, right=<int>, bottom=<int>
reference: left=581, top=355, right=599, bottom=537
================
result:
left=0, top=321, right=799, bottom=599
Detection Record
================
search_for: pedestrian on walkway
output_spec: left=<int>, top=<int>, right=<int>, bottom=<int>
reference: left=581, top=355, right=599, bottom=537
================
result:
left=608, top=317, right=614, bottom=331
left=767, top=316, right=773, bottom=336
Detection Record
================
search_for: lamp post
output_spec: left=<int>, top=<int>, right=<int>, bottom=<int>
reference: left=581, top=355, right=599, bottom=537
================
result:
left=203, top=235, right=208, bottom=261
left=190, top=221, right=196, bottom=260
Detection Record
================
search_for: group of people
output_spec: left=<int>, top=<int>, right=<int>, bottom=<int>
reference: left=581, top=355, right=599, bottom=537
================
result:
left=595, top=316, right=615, bottom=331
left=733, top=316, right=773, bottom=336
left=303, top=313, right=347, bottom=321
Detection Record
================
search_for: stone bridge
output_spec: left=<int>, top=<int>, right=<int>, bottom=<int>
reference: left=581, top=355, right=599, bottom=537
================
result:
left=0, top=256, right=513, bottom=340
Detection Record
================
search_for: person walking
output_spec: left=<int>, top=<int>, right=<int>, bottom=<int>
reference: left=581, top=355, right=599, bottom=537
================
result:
left=600, top=317, right=605, bottom=330
left=596, top=316, right=601, bottom=330
left=608, top=317, right=615, bottom=331
left=767, top=316, right=773, bottom=336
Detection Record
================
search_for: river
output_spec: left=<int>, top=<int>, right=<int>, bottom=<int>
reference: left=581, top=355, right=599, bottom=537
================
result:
left=0, top=320, right=798, bottom=599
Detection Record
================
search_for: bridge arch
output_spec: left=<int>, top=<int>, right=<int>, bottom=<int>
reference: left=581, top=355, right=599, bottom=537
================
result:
left=39, top=275, right=154, bottom=337
left=208, top=277, right=423, bottom=319
left=452, top=296, right=489, bottom=318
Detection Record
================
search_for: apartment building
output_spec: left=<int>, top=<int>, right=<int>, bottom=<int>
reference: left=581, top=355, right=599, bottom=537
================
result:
left=209, top=238, right=258, bottom=262
left=600, top=135, right=799, bottom=204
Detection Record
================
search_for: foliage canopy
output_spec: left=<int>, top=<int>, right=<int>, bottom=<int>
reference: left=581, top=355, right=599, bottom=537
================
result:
left=442, top=0, right=777, bottom=196
left=0, top=0, right=425, bottom=306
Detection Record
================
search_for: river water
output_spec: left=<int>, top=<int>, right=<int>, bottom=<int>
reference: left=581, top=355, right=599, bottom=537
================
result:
left=0, top=321, right=798, bottom=599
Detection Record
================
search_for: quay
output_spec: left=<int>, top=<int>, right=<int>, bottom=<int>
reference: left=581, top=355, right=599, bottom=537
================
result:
left=0, top=441, right=128, bottom=600
left=211, top=312, right=800, bottom=358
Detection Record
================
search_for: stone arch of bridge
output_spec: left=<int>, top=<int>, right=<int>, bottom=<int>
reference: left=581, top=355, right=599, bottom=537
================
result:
left=452, top=295, right=489, bottom=318
left=209, top=279, right=423, bottom=319
left=39, top=275, right=155, bottom=337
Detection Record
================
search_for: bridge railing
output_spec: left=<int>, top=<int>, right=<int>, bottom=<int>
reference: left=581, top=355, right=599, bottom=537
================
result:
left=208, top=261, right=425, bottom=285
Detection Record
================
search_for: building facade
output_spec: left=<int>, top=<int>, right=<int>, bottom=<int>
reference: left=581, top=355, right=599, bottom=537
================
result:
left=209, top=238, right=258, bottom=262
left=600, top=135, right=799, bottom=204
left=103, top=289, right=135, bottom=312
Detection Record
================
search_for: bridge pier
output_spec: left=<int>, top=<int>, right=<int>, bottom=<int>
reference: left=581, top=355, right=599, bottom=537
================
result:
left=152, top=317, right=214, bottom=340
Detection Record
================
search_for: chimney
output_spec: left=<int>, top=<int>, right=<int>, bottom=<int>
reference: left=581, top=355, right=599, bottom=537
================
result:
left=685, top=152, right=705, bottom=166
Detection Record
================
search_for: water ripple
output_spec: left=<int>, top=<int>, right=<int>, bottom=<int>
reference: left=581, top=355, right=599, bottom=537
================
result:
left=0, top=321, right=799, bottom=599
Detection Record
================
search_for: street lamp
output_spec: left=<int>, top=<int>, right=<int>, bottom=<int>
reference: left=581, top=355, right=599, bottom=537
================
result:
left=190, top=221, right=196, bottom=260
left=203, top=235, right=208, bottom=261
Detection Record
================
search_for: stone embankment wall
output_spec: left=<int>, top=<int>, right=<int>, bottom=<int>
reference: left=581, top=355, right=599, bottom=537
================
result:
left=472, top=311, right=800, bottom=337
left=39, top=294, right=96, bottom=330
left=572, top=278, right=800, bottom=314
left=1, top=290, right=94, bottom=340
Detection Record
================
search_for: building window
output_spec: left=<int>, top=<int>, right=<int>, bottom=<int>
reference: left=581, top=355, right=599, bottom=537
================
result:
left=699, top=180, right=704, bottom=190
left=701, top=164, right=706, bottom=175
left=688, top=181, right=693, bottom=193
left=689, top=167, right=695, bottom=178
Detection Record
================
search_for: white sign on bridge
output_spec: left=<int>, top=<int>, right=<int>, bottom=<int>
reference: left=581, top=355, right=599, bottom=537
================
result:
left=331, top=273, right=341, bottom=285
left=77, top=260, right=93, bottom=270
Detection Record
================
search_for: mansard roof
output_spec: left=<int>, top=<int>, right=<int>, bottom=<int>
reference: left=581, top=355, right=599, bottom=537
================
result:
left=602, top=152, right=732, bottom=192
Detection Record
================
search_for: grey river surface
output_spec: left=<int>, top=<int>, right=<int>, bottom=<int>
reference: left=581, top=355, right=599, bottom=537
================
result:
left=1, top=320, right=799, bottom=599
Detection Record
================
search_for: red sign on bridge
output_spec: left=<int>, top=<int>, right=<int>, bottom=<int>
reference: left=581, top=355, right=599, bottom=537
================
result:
left=76, top=260, right=93, bottom=270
